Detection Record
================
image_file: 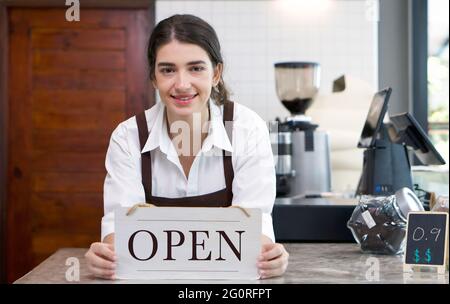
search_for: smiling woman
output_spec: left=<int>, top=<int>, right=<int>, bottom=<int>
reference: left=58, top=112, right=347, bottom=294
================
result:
left=84, top=14, right=289, bottom=281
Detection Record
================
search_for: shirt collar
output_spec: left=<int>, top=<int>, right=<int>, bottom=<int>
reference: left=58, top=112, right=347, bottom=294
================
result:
left=203, top=99, right=233, bottom=153
left=141, top=102, right=170, bottom=154
left=141, top=99, right=233, bottom=155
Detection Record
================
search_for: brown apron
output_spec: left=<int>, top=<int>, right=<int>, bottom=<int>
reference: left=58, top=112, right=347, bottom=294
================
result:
left=135, top=101, right=234, bottom=207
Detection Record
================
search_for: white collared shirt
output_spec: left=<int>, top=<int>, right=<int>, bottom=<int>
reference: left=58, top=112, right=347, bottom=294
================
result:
left=102, top=99, right=276, bottom=241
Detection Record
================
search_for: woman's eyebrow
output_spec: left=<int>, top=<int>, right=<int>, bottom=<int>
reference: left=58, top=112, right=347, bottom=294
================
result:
left=157, top=62, right=175, bottom=67
left=186, top=60, right=206, bottom=66
left=157, top=61, right=207, bottom=67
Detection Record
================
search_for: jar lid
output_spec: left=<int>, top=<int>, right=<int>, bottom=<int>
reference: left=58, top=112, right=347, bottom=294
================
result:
left=394, top=187, right=424, bottom=220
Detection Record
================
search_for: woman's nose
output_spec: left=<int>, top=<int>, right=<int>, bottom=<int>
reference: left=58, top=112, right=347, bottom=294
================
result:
left=174, top=72, right=191, bottom=90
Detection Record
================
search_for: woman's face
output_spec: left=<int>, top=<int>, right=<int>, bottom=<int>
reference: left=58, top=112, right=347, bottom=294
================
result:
left=153, top=39, right=222, bottom=118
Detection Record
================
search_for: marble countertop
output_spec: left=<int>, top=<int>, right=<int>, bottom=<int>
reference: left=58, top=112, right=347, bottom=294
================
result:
left=14, top=243, right=448, bottom=284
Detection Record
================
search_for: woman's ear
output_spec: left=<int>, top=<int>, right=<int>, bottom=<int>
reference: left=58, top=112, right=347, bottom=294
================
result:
left=151, top=79, right=158, bottom=90
left=213, top=63, right=223, bottom=86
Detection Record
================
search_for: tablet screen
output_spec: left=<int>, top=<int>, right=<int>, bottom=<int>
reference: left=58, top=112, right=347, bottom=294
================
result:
left=357, top=88, right=392, bottom=148
left=390, top=113, right=446, bottom=165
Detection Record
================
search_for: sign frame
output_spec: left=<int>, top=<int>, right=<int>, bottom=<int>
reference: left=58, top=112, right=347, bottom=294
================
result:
left=403, top=211, right=449, bottom=274
left=114, top=206, right=262, bottom=280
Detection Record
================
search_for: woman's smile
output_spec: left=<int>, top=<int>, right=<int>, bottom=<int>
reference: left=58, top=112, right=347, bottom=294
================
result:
left=170, top=93, right=199, bottom=106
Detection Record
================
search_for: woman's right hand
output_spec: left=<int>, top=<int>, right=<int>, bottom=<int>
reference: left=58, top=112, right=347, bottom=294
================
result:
left=85, top=240, right=117, bottom=280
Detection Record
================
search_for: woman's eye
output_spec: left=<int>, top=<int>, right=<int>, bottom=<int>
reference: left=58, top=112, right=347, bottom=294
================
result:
left=160, top=68, right=175, bottom=74
left=190, top=66, right=205, bottom=72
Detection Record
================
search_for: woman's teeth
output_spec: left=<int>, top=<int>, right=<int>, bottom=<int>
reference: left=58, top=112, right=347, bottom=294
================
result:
left=172, top=94, right=197, bottom=104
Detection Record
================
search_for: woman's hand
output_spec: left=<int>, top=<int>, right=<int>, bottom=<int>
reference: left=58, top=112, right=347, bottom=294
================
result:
left=257, top=235, right=289, bottom=279
left=85, top=234, right=116, bottom=280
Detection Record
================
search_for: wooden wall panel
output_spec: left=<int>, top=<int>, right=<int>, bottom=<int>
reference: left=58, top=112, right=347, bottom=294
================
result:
left=33, top=49, right=125, bottom=69
left=7, top=9, right=33, bottom=284
left=30, top=193, right=104, bottom=234
left=32, top=129, right=110, bottom=153
left=31, top=90, right=126, bottom=113
left=32, top=172, right=106, bottom=193
left=31, top=28, right=126, bottom=50
left=33, top=70, right=126, bottom=90
left=32, top=152, right=105, bottom=172
left=6, top=7, right=153, bottom=282
left=32, top=111, right=125, bottom=130
left=13, top=9, right=130, bottom=28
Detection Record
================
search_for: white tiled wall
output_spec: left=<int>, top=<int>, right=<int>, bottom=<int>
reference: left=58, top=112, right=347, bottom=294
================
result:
left=156, top=0, right=378, bottom=122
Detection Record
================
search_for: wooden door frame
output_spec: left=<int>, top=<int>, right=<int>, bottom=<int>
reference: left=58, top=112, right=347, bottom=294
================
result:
left=0, top=0, right=155, bottom=283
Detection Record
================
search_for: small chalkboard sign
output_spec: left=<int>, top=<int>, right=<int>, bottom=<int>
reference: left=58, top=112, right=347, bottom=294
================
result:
left=404, top=212, right=449, bottom=274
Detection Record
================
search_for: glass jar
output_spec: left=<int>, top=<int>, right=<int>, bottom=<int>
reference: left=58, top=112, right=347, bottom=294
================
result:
left=347, top=188, right=424, bottom=255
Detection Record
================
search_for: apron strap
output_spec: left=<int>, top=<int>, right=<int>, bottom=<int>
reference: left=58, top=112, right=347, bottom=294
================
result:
left=135, top=112, right=152, bottom=202
left=222, top=100, right=234, bottom=201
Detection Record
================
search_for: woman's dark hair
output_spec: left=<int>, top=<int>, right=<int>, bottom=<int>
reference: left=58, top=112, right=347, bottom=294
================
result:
left=147, top=14, right=230, bottom=105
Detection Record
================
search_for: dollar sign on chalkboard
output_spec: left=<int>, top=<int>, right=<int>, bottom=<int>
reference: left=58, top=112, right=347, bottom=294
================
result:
left=414, top=248, right=420, bottom=263
left=425, top=248, right=432, bottom=263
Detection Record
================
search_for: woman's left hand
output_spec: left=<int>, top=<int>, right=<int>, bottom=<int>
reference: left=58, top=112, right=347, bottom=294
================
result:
left=257, top=236, right=289, bottom=279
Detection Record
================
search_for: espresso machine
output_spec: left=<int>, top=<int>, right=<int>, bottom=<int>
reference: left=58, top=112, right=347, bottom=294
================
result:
left=270, top=62, right=332, bottom=198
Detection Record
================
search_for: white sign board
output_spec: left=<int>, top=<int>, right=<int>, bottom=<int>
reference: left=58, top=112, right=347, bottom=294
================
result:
left=115, top=207, right=261, bottom=280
